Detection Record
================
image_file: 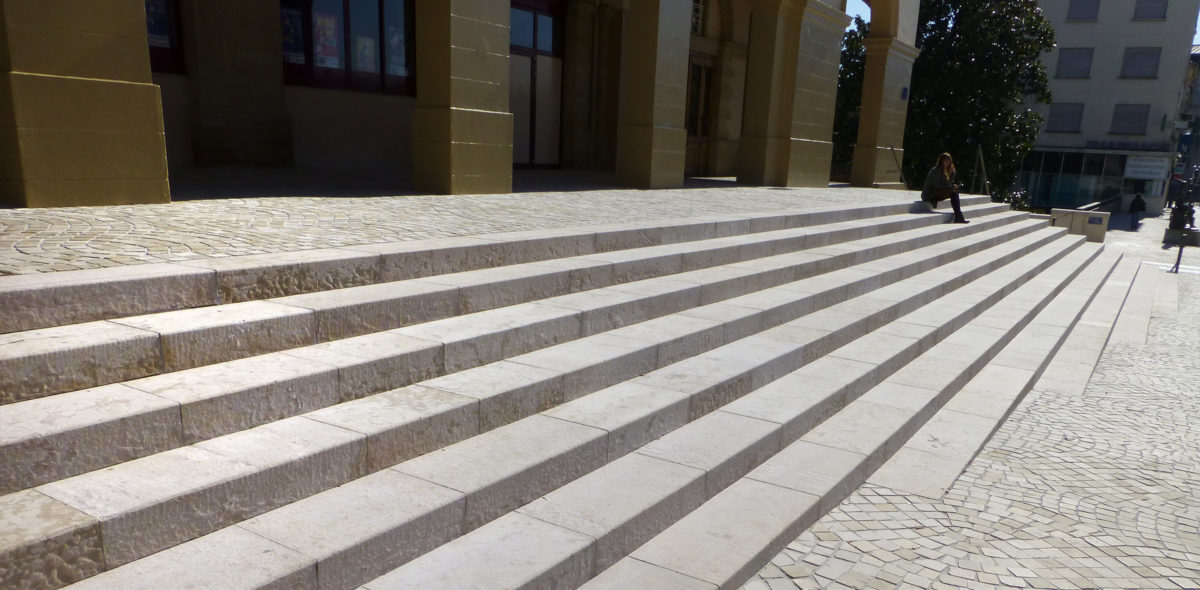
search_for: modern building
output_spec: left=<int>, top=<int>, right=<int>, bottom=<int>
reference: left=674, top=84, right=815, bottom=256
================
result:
left=0, top=0, right=922, bottom=208
left=1019, top=0, right=1200, bottom=213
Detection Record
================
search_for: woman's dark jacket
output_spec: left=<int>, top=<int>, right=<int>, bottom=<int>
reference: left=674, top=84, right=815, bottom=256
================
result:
left=922, top=166, right=955, bottom=203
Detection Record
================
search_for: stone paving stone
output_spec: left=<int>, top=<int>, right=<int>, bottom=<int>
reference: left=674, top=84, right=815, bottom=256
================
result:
left=0, top=185, right=918, bottom=276
left=745, top=229, right=1200, bottom=590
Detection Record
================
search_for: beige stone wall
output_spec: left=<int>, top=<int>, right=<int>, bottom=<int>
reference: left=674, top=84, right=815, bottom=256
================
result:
left=286, top=87, right=415, bottom=173
left=0, top=0, right=170, bottom=207
left=178, top=0, right=292, bottom=166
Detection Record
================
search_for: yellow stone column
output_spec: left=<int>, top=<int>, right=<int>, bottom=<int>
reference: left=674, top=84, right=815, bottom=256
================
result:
left=736, top=0, right=800, bottom=186
left=412, top=0, right=512, bottom=195
left=785, top=1, right=851, bottom=187
left=0, top=0, right=170, bottom=207
left=615, top=0, right=690, bottom=188
left=850, top=36, right=917, bottom=188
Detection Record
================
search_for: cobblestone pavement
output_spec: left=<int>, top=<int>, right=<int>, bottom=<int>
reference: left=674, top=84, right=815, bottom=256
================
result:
left=745, top=214, right=1200, bottom=589
left=0, top=178, right=907, bottom=275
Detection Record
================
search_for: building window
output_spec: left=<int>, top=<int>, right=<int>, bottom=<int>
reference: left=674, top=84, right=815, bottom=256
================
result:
left=1047, top=103, right=1084, bottom=132
left=281, top=0, right=414, bottom=94
left=1055, top=48, right=1093, bottom=78
left=1110, top=104, right=1151, bottom=134
left=1120, top=47, right=1161, bottom=78
left=510, top=8, right=559, bottom=55
left=692, top=0, right=706, bottom=35
left=1066, top=0, right=1100, bottom=21
left=145, top=0, right=184, bottom=73
left=1133, top=0, right=1169, bottom=19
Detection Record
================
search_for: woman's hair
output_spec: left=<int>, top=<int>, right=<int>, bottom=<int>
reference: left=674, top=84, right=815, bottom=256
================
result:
left=937, top=152, right=955, bottom=180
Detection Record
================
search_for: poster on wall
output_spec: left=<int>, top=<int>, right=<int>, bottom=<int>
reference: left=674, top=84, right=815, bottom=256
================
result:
left=355, top=37, right=377, bottom=73
left=313, top=12, right=341, bottom=68
left=281, top=8, right=306, bottom=64
left=386, top=24, right=408, bottom=76
left=145, top=0, right=172, bottom=48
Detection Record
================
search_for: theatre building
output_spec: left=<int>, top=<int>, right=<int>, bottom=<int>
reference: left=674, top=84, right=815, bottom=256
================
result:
left=0, top=0, right=920, bottom=208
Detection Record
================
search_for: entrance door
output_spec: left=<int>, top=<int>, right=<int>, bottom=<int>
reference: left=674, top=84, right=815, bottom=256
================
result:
left=510, top=6, right=562, bottom=166
left=685, top=56, right=713, bottom=176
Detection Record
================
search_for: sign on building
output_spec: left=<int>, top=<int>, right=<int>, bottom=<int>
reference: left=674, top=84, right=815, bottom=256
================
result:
left=1125, top=156, right=1171, bottom=180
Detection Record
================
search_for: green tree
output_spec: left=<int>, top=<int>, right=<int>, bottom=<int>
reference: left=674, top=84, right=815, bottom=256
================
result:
left=831, top=16, right=868, bottom=182
left=902, top=0, right=1054, bottom=199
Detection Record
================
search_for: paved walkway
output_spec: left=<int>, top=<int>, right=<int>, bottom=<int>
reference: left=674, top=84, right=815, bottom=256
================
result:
left=0, top=177, right=906, bottom=275
left=745, top=213, right=1200, bottom=590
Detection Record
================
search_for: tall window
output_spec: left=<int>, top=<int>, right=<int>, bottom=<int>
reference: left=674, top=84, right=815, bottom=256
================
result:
left=692, top=0, right=706, bottom=35
left=144, top=0, right=184, bottom=73
left=1055, top=48, right=1094, bottom=78
left=1133, top=0, right=1169, bottom=19
left=1120, top=47, right=1162, bottom=78
left=1066, top=0, right=1100, bottom=21
left=1047, top=103, right=1084, bottom=133
left=1110, top=104, right=1151, bottom=134
left=281, top=0, right=414, bottom=94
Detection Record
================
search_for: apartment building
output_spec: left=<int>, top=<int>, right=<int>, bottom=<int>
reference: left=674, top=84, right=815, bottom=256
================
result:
left=1020, top=0, right=1200, bottom=212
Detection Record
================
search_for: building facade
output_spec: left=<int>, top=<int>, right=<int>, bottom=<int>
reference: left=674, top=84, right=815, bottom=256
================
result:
left=1020, top=0, right=1200, bottom=213
left=0, top=0, right=920, bottom=208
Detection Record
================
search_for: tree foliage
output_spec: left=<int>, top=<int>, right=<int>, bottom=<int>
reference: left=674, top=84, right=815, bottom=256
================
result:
left=902, top=0, right=1055, bottom=198
left=831, top=16, right=868, bottom=181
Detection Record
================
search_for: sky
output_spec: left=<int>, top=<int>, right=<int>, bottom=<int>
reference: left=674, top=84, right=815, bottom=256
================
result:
left=842, top=0, right=1200, bottom=44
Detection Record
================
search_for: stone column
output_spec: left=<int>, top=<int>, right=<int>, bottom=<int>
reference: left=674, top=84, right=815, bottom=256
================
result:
left=736, top=0, right=801, bottom=186
left=850, top=36, right=917, bottom=188
left=178, top=0, right=292, bottom=166
left=412, top=0, right=512, bottom=194
left=614, top=0, right=690, bottom=188
left=785, top=0, right=850, bottom=186
left=0, top=0, right=170, bottom=207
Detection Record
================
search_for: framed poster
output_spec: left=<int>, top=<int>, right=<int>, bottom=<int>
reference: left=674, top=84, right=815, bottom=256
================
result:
left=145, top=0, right=172, bottom=48
left=313, top=12, right=341, bottom=68
left=281, top=8, right=306, bottom=64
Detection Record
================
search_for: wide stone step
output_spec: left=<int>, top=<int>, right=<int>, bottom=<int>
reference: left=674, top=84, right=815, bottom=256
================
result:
left=350, top=241, right=1106, bottom=590
left=0, top=209, right=1027, bottom=494
left=580, top=246, right=1118, bottom=590
left=43, top=225, right=1077, bottom=590
left=0, top=203, right=1007, bottom=405
left=0, top=197, right=992, bottom=335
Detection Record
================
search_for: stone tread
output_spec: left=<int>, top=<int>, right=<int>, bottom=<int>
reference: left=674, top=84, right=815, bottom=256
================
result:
left=0, top=197, right=997, bottom=334
left=60, top=224, right=1089, bottom=590
left=0, top=203, right=1011, bottom=405
left=0, top=209, right=1032, bottom=494
left=868, top=251, right=1132, bottom=500
left=353, top=240, right=1104, bottom=590
left=584, top=243, right=1112, bottom=590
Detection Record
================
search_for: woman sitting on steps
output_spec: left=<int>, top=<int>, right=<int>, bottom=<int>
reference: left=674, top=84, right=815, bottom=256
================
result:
left=922, top=152, right=969, bottom=224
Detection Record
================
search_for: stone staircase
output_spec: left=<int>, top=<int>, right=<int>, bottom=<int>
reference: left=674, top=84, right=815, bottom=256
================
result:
left=0, top=196, right=1131, bottom=590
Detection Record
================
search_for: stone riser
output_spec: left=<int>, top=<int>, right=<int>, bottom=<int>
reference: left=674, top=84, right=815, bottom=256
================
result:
left=352, top=240, right=1105, bottom=590
left=39, top=225, right=1081, bottom=590
left=0, top=197, right=995, bottom=335
left=0, top=204, right=1009, bottom=405
left=581, top=247, right=1120, bottom=590
left=0, top=209, right=1026, bottom=494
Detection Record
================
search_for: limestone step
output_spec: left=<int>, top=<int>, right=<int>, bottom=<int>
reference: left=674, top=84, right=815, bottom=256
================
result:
left=0, top=209, right=1028, bottom=494
left=0, top=202, right=1007, bottom=405
left=43, top=226, right=1083, bottom=590
left=0, top=197, right=991, bottom=335
left=580, top=246, right=1118, bottom=590
left=349, top=242, right=1107, bottom=590
left=867, top=255, right=1137, bottom=499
